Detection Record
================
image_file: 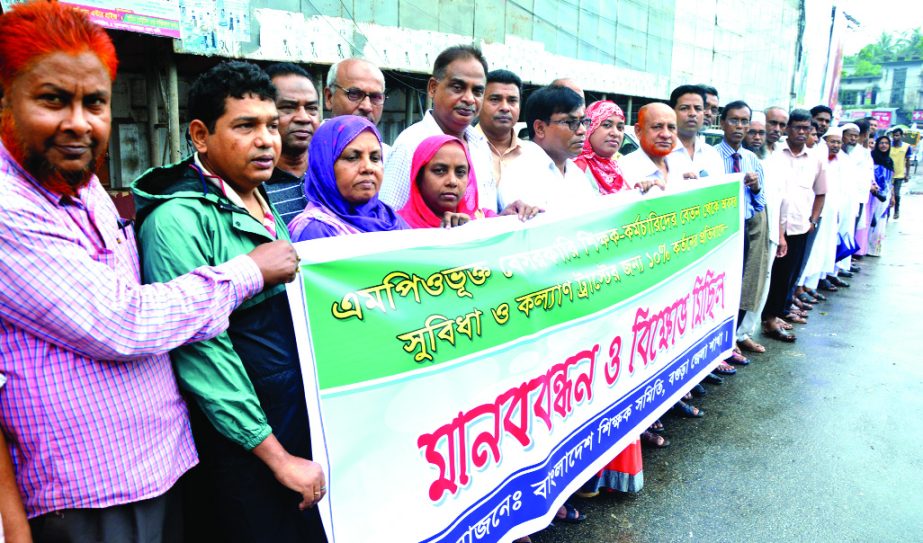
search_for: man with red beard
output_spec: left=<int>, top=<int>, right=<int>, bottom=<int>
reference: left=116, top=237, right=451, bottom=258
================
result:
left=0, top=3, right=298, bottom=541
left=620, top=102, right=688, bottom=191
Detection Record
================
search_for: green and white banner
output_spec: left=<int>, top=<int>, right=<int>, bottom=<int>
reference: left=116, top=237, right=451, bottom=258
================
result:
left=289, top=175, right=744, bottom=543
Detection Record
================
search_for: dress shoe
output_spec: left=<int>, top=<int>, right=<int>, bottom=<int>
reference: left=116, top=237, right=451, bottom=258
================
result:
left=837, top=270, right=854, bottom=278
left=850, top=265, right=861, bottom=273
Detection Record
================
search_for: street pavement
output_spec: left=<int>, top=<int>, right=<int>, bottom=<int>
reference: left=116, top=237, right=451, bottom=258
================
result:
left=532, top=172, right=923, bottom=543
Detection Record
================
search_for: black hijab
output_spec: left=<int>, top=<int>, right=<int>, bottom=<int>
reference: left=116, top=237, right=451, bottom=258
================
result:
left=871, top=136, right=894, bottom=171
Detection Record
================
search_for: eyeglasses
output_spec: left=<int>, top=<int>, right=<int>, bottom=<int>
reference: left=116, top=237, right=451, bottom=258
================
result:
left=550, top=117, right=591, bottom=132
left=333, top=84, right=386, bottom=105
left=725, top=118, right=750, bottom=127
left=747, top=130, right=767, bottom=137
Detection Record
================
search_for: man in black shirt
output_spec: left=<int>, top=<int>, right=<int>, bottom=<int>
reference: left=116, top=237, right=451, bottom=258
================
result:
left=264, top=63, right=321, bottom=225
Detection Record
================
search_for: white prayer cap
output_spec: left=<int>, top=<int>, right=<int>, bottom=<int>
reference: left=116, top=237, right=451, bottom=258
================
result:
left=751, top=111, right=767, bottom=124
left=823, top=126, right=843, bottom=139
left=840, top=122, right=859, bottom=133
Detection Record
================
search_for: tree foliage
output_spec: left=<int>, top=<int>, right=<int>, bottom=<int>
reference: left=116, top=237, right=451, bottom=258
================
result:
left=842, top=29, right=923, bottom=78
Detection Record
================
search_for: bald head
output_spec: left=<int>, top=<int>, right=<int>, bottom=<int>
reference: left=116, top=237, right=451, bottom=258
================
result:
left=325, top=58, right=386, bottom=123
left=551, top=78, right=584, bottom=100
left=636, top=103, right=677, bottom=158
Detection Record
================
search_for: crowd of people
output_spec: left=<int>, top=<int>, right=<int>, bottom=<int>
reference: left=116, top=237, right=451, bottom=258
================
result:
left=0, top=2, right=913, bottom=543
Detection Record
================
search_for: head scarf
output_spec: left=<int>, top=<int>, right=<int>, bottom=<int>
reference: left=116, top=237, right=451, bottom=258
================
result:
left=574, top=100, right=626, bottom=194
left=304, top=115, right=405, bottom=232
left=871, top=135, right=894, bottom=171
left=399, top=135, right=481, bottom=228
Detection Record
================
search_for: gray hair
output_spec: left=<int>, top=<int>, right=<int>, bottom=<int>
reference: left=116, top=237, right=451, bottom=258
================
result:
left=326, top=58, right=386, bottom=92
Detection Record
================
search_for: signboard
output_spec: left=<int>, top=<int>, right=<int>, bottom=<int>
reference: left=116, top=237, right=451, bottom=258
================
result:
left=1, top=0, right=181, bottom=38
left=913, top=110, right=923, bottom=122
left=288, top=177, right=744, bottom=542
left=871, top=110, right=893, bottom=129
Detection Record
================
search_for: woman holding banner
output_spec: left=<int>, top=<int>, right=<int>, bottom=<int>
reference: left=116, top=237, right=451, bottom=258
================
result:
left=398, top=135, right=540, bottom=228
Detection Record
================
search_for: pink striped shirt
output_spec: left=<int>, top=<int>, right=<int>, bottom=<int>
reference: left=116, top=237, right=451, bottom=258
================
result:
left=0, top=143, right=264, bottom=517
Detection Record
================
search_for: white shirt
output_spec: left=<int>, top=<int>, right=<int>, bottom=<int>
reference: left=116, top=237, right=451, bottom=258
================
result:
left=846, top=145, right=875, bottom=204
left=497, top=141, right=599, bottom=214
left=760, top=152, right=786, bottom=245
left=671, top=137, right=725, bottom=178
left=619, top=149, right=688, bottom=192
left=379, top=110, right=497, bottom=212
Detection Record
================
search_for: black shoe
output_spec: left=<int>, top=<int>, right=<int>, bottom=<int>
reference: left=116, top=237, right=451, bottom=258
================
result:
left=850, top=265, right=861, bottom=273
left=838, top=270, right=854, bottom=278
left=828, top=276, right=850, bottom=288
left=818, top=278, right=838, bottom=292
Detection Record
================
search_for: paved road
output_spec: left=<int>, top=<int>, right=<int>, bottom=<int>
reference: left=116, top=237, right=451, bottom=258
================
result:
left=533, top=173, right=923, bottom=543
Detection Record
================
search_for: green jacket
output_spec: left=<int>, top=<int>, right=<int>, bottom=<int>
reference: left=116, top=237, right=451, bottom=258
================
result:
left=133, top=158, right=289, bottom=450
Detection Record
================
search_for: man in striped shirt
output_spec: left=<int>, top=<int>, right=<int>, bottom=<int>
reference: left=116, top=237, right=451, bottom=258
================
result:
left=0, top=4, right=299, bottom=541
left=715, top=101, right=768, bottom=355
left=264, top=63, right=321, bottom=225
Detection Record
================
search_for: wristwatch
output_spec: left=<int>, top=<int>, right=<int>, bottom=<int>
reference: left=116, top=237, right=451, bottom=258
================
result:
left=809, top=217, right=821, bottom=228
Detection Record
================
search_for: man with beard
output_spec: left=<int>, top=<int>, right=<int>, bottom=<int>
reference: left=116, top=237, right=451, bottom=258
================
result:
left=835, top=122, right=863, bottom=276
left=620, top=103, right=687, bottom=190
left=761, top=110, right=827, bottom=342
left=716, top=101, right=768, bottom=356
left=133, top=60, right=327, bottom=542
left=497, top=85, right=598, bottom=213
left=0, top=4, right=298, bottom=541
left=669, top=84, right=723, bottom=176
left=744, top=112, right=767, bottom=159
left=380, top=45, right=496, bottom=211
left=476, top=69, right=528, bottom=186
left=799, top=127, right=845, bottom=301
left=264, top=63, right=321, bottom=225
left=765, top=107, right=788, bottom=153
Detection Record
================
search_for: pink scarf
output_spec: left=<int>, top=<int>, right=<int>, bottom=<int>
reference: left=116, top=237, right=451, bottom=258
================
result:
left=574, top=100, right=627, bottom=194
left=399, top=135, right=492, bottom=228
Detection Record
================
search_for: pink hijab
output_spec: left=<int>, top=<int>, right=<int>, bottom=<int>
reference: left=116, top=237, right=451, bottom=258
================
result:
left=574, top=100, right=627, bottom=194
left=399, top=135, right=491, bottom=228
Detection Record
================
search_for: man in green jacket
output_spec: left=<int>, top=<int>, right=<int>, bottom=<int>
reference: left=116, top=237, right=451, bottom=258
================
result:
left=133, top=60, right=326, bottom=542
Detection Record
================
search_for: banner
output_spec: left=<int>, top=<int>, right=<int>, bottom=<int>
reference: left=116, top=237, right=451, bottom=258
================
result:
left=288, top=175, right=744, bottom=543
left=1, top=0, right=181, bottom=38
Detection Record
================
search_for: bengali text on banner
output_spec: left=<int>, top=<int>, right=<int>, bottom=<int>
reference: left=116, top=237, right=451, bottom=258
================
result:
left=287, top=174, right=744, bottom=543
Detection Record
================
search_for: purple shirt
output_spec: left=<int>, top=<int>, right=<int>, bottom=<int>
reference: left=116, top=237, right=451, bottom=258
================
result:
left=0, top=143, right=264, bottom=517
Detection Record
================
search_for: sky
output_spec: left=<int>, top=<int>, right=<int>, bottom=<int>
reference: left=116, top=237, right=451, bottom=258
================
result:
left=838, top=0, right=923, bottom=54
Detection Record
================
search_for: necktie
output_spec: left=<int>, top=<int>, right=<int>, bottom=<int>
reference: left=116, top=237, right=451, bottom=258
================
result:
left=731, top=153, right=741, bottom=173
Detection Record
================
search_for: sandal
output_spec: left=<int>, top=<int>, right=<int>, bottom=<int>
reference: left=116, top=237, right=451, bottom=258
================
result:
left=703, top=372, right=724, bottom=385
left=738, top=338, right=766, bottom=353
left=640, top=430, right=671, bottom=448
left=793, top=299, right=813, bottom=311
left=764, top=327, right=797, bottom=342
left=805, top=288, right=826, bottom=301
left=775, top=318, right=794, bottom=330
left=514, top=538, right=533, bottom=543
left=691, top=383, right=707, bottom=397
left=672, top=400, right=704, bottom=418
left=555, top=502, right=586, bottom=524
left=796, top=292, right=817, bottom=305
left=682, top=391, right=693, bottom=401
left=782, top=313, right=807, bottom=324
left=726, top=352, right=750, bottom=366
left=714, top=362, right=737, bottom=375
left=649, top=419, right=665, bottom=433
